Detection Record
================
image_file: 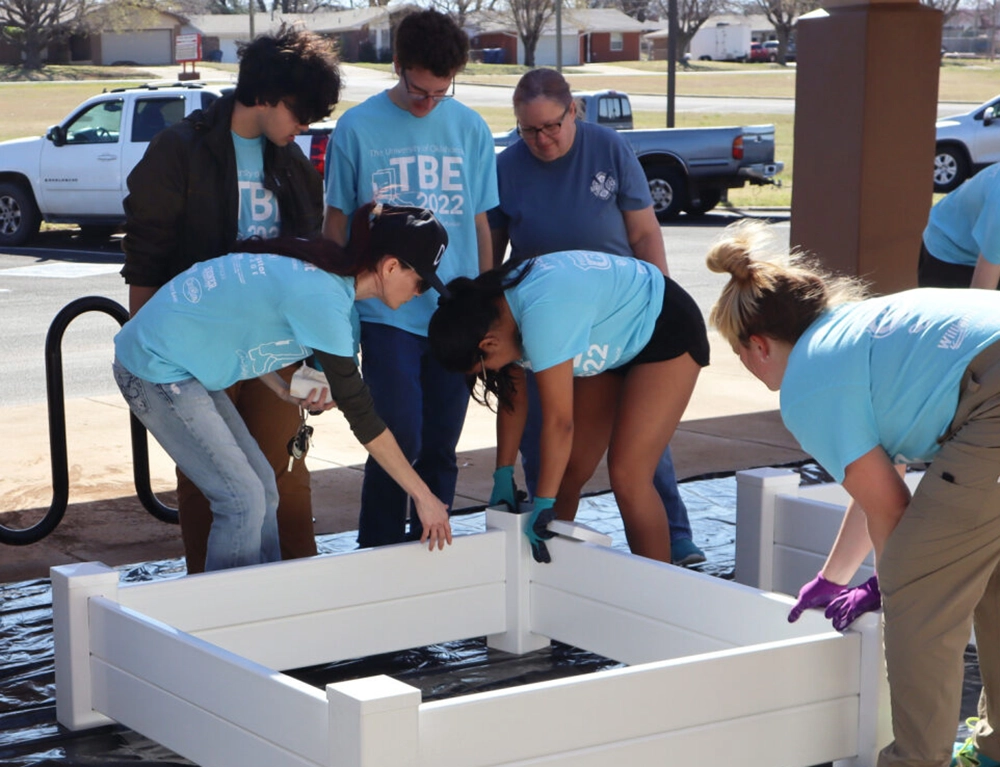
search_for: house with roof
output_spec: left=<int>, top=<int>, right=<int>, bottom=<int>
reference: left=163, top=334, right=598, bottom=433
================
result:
left=467, top=8, right=649, bottom=66
left=184, top=6, right=418, bottom=65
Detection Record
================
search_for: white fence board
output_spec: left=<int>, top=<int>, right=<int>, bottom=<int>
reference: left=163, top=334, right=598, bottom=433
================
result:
left=534, top=536, right=824, bottom=646
left=89, top=598, right=327, bottom=764
left=417, top=633, right=860, bottom=766
left=426, top=698, right=859, bottom=767
left=117, top=533, right=505, bottom=632
left=196, top=583, right=506, bottom=669
left=91, top=658, right=321, bottom=767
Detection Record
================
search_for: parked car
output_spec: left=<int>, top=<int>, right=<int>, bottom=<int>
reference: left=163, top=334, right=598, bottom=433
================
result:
left=934, top=94, right=1000, bottom=192
left=763, top=40, right=796, bottom=62
left=490, top=90, right=784, bottom=221
left=749, top=42, right=774, bottom=63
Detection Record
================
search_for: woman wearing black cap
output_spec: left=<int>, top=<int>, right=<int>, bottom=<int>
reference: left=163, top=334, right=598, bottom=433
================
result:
left=113, top=203, right=453, bottom=572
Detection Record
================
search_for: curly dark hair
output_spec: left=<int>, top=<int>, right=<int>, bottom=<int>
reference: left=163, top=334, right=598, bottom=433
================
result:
left=235, top=23, right=342, bottom=125
left=394, top=9, right=469, bottom=77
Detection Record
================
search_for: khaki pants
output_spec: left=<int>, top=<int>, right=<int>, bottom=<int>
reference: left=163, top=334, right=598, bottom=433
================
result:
left=878, top=342, right=1000, bottom=767
left=177, top=366, right=316, bottom=574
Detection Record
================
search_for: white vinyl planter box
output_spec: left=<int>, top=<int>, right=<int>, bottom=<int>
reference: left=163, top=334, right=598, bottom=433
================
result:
left=53, top=508, right=890, bottom=767
left=734, top=467, right=924, bottom=596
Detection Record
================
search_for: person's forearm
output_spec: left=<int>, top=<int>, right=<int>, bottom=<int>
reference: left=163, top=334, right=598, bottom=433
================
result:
left=535, top=414, right=573, bottom=499
left=364, top=429, right=438, bottom=505
left=129, top=285, right=157, bottom=317
left=820, top=499, right=874, bottom=584
left=971, top=254, right=1000, bottom=290
left=631, top=231, right=669, bottom=276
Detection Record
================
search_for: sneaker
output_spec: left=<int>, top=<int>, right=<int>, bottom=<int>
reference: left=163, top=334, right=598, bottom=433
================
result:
left=953, top=719, right=1000, bottom=767
left=671, top=538, right=706, bottom=567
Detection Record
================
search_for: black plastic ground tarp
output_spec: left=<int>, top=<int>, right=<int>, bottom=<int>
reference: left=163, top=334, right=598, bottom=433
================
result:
left=0, top=469, right=984, bottom=766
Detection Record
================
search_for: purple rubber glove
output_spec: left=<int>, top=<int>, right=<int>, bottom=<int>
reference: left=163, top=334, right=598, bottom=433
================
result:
left=787, top=571, right=850, bottom=623
left=824, top=575, right=881, bottom=631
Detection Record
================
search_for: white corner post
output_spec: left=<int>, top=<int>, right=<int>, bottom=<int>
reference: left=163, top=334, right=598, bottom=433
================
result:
left=326, top=676, right=421, bottom=767
left=835, top=611, right=892, bottom=767
left=485, top=506, right=551, bottom=655
left=51, top=562, right=120, bottom=730
left=734, top=468, right=801, bottom=590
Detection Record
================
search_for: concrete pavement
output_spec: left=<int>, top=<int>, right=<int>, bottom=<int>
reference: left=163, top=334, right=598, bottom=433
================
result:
left=0, top=331, right=808, bottom=583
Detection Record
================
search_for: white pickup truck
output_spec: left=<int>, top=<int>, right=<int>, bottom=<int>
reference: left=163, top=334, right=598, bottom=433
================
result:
left=0, top=83, right=227, bottom=246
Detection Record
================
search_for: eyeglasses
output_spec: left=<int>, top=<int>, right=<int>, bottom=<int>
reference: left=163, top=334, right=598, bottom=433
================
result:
left=399, top=260, right=430, bottom=294
left=517, top=106, right=571, bottom=140
left=401, top=70, right=455, bottom=103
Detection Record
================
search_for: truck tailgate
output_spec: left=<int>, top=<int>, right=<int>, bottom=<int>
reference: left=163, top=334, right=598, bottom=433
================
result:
left=740, top=125, right=777, bottom=164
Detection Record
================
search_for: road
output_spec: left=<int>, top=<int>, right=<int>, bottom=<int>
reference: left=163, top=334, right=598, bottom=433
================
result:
left=0, top=214, right=790, bottom=408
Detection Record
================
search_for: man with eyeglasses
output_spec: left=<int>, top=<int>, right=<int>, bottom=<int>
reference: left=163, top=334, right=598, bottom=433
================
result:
left=122, top=25, right=343, bottom=574
left=323, top=9, right=498, bottom=548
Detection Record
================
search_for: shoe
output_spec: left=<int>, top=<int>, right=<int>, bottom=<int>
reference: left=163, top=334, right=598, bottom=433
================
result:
left=671, top=538, right=706, bottom=567
left=953, top=719, right=1000, bottom=767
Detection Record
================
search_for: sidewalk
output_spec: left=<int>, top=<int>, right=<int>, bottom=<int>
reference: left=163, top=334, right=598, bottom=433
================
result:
left=0, top=331, right=807, bottom=583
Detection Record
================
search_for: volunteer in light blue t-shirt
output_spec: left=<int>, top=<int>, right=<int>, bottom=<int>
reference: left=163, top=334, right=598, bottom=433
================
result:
left=428, top=250, right=710, bottom=565
left=113, top=205, right=455, bottom=573
left=708, top=221, right=1000, bottom=767
left=919, top=161, right=1000, bottom=289
left=320, top=10, right=499, bottom=549
left=485, top=67, right=703, bottom=567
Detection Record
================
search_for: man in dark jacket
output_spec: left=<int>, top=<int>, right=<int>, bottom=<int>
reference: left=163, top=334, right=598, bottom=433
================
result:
left=121, top=25, right=342, bottom=573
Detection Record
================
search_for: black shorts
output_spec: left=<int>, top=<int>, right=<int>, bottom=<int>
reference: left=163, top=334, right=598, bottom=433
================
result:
left=918, top=240, right=976, bottom=289
left=612, top=276, right=710, bottom=375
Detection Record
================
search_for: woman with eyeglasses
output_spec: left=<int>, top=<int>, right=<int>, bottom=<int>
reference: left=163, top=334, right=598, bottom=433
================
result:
left=486, top=67, right=706, bottom=567
left=428, top=250, right=709, bottom=563
left=114, top=204, right=454, bottom=573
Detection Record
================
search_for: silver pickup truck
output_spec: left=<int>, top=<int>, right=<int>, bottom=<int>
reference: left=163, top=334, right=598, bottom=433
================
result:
left=493, top=90, right=784, bottom=221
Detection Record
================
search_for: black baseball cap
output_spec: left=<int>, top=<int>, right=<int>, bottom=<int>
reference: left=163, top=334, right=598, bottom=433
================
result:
left=370, top=205, right=450, bottom=297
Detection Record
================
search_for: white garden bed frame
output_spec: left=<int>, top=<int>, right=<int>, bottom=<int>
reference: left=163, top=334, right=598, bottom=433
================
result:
left=53, top=508, right=890, bottom=767
left=734, top=467, right=924, bottom=596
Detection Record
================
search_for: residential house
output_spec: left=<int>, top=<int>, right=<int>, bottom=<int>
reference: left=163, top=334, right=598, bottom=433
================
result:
left=467, top=8, right=648, bottom=66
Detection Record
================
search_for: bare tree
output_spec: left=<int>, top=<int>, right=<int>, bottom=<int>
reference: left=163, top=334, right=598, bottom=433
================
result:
left=432, top=0, right=499, bottom=28
left=0, top=0, right=91, bottom=69
left=508, top=0, right=555, bottom=66
left=647, top=0, right=730, bottom=60
left=922, top=0, right=963, bottom=23
left=741, top=0, right=820, bottom=63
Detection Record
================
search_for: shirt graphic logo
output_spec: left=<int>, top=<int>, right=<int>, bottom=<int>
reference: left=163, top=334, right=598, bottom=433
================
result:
left=590, top=171, right=617, bottom=201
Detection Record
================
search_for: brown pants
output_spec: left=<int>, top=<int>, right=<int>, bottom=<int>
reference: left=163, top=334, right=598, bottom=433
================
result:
left=878, top=342, right=1000, bottom=767
left=177, top=367, right=316, bottom=574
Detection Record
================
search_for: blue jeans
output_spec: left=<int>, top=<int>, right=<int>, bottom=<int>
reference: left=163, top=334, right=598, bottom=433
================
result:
left=519, top=370, right=694, bottom=543
left=113, top=360, right=280, bottom=571
left=357, top=323, right=470, bottom=547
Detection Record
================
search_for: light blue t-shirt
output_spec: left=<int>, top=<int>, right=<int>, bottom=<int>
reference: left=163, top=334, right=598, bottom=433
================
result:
left=488, top=120, right=651, bottom=262
left=505, top=251, right=664, bottom=375
left=115, top=253, right=358, bottom=390
left=923, top=162, right=1000, bottom=266
left=232, top=132, right=280, bottom=240
left=324, top=92, right=499, bottom=336
left=780, top=288, right=1000, bottom=482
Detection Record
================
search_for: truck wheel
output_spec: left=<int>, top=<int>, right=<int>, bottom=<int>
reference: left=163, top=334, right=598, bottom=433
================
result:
left=685, top=188, right=722, bottom=217
left=646, top=165, right=688, bottom=222
left=933, top=145, right=969, bottom=193
left=0, top=182, right=41, bottom=246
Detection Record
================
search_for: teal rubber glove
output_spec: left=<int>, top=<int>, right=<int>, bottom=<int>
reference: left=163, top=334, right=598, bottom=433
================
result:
left=526, top=497, right=557, bottom=563
left=489, top=465, right=517, bottom=511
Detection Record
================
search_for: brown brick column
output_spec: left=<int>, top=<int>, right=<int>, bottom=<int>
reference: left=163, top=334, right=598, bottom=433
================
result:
left=790, top=1, right=942, bottom=295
